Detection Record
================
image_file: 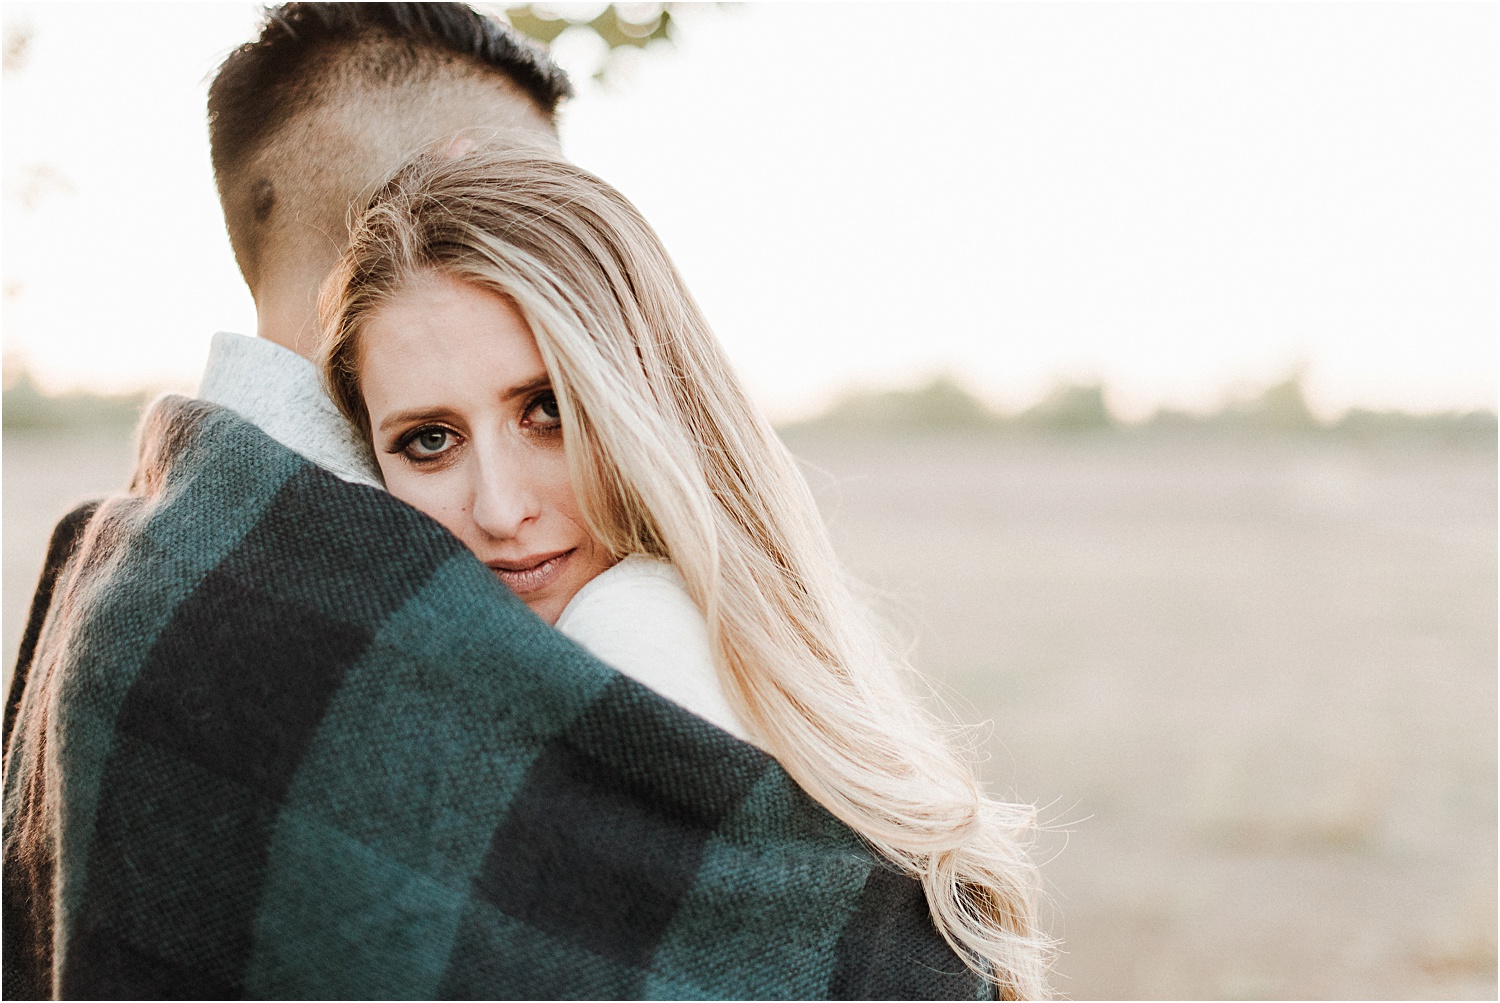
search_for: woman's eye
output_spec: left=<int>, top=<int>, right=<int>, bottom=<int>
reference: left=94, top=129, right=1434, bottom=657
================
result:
left=404, top=426, right=457, bottom=459
left=525, top=392, right=562, bottom=429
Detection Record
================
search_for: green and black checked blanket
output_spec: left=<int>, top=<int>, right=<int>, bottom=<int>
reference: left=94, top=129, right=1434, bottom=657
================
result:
left=2, top=395, right=989, bottom=1001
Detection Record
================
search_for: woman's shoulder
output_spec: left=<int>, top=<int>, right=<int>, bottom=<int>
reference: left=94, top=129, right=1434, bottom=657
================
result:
left=555, top=555, right=751, bottom=743
left=555, top=554, right=694, bottom=629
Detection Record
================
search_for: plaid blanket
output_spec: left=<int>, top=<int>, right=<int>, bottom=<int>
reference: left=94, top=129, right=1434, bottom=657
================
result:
left=3, top=395, right=988, bottom=1001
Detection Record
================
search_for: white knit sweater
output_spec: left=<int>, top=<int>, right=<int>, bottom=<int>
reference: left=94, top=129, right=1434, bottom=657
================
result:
left=555, top=555, right=750, bottom=742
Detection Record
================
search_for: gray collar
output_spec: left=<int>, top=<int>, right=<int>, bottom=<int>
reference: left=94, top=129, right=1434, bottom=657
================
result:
left=195, top=332, right=382, bottom=488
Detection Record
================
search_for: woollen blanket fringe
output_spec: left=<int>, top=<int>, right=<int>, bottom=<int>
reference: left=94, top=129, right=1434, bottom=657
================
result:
left=2, top=395, right=989, bottom=1001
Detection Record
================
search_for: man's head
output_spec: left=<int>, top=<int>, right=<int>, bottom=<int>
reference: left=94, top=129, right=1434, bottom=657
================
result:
left=208, top=2, right=570, bottom=351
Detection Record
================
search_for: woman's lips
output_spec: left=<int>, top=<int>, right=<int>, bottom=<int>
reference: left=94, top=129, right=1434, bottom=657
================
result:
left=487, top=549, right=573, bottom=594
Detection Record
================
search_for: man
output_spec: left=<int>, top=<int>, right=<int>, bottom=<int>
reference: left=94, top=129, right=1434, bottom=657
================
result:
left=2, top=5, right=993, bottom=999
left=198, top=1, right=568, bottom=485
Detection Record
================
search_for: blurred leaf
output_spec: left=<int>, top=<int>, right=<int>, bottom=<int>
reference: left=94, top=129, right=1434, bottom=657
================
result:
left=3, top=19, right=32, bottom=75
left=586, top=4, right=670, bottom=50
left=504, top=6, right=571, bottom=46
left=504, top=2, right=683, bottom=82
left=13, top=164, right=75, bottom=211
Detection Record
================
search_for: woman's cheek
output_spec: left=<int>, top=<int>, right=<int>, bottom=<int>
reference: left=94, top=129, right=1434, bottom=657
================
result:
left=383, top=464, right=452, bottom=528
left=377, top=457, right=414, bottom=503
left=539, top=450, right=582, bottom=522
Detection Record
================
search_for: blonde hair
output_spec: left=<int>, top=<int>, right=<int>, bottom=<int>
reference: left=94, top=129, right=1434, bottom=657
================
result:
left=319, top=150, right=1053, bottom=998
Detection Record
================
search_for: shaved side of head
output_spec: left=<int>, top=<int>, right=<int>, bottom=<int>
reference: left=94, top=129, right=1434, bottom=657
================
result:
left=209, top=3, right=570, bottom=301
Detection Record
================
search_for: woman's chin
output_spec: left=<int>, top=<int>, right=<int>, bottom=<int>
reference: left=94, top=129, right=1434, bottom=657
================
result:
left=525, top=592, right=570, bottom=626
left=498, top=576, right=572, bottom=626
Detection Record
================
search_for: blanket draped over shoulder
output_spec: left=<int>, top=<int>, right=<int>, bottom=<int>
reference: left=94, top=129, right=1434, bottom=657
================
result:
left=2, top=396, right=988, bottom=1001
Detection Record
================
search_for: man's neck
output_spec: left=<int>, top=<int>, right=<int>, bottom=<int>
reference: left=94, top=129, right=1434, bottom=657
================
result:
left=254, top=282, right=324, bottom=360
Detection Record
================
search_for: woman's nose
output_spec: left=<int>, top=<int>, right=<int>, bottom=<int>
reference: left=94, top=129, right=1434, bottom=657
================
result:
left=469, top=450, right=540, bottom=541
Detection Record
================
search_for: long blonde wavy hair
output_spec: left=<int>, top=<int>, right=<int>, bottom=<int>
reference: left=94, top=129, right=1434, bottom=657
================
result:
left=319, top=148, right=1053, bottom=998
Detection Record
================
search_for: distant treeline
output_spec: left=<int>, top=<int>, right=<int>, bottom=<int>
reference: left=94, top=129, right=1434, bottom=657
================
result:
left=4, top=367, right=1494, bottom=446
left=780, top=375, right=1497, bottom=445
left=2, top=370, right=154, bottom=431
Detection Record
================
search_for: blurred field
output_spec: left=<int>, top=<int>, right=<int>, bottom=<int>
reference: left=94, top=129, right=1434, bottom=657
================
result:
left=4, top=425, right=1495, bottom=1000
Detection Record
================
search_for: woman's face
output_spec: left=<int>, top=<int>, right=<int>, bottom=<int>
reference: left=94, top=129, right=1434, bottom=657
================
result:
left=359, top=272, right=616, bottom=624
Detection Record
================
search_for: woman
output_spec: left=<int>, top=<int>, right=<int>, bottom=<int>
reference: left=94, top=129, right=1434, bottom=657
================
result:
left=319, top=148, right=1052, bottom=997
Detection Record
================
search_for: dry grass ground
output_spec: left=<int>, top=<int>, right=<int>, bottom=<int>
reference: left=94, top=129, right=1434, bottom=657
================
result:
left=784, top=430, right=1496, bottom=1001
left=4, top=426, right=1495, bottom=1000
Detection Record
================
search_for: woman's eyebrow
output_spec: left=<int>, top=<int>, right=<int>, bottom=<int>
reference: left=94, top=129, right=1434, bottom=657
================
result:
left=375, top=375, right=552, bottom=435
left=376, top=407, right=457, bottom=435
left=502, top=374, right=552, bottom=401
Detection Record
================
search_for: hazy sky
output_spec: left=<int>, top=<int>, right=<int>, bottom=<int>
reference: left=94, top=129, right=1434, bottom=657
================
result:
left=3, top=2, right=1495, bottom=420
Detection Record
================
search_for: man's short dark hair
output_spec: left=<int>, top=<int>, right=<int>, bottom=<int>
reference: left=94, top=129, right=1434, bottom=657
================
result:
left=207, top=3, right=572, bottom=288
left=209, top=3, right=570, bottom=180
